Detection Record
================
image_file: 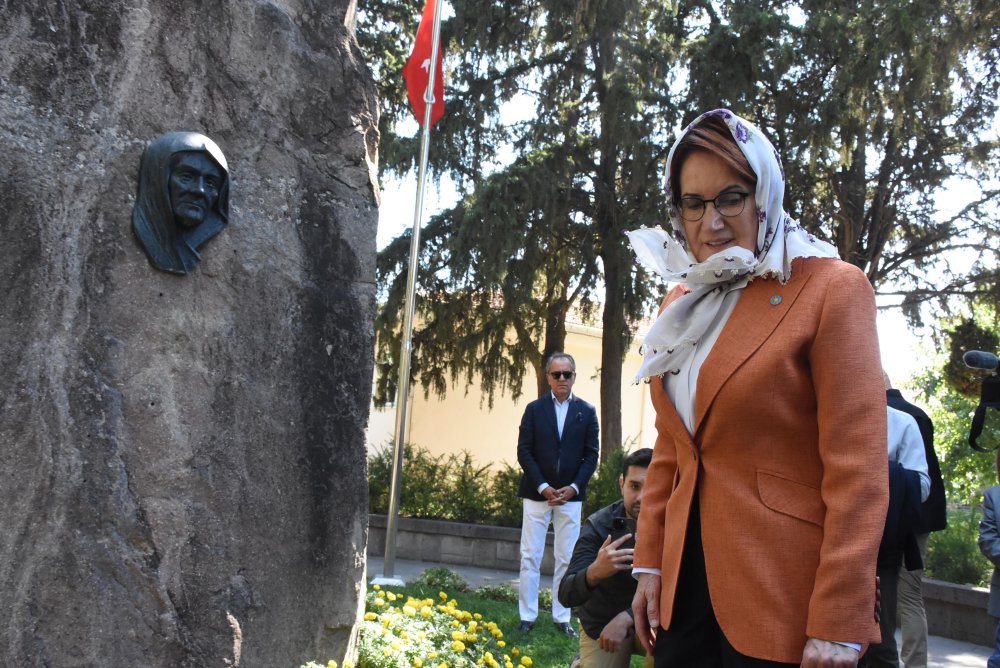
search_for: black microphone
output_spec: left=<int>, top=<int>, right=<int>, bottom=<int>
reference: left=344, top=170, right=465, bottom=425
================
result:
left=963, top=350, right=1000, bottom=371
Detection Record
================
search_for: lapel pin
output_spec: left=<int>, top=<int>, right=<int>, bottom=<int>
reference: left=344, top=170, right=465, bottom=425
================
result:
left=769, top=294, right=782, bottom=305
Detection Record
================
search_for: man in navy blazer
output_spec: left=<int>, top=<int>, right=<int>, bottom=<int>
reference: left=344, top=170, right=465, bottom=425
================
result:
left=516, top=352, right=600, bottom=637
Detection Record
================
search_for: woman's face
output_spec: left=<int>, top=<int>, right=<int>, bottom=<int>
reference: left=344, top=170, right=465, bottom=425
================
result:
left=677, top=150, right=759, bottom=263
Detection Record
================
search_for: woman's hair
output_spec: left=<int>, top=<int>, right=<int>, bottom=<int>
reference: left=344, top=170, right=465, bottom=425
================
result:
left=669, top=115, right=757, bottom=205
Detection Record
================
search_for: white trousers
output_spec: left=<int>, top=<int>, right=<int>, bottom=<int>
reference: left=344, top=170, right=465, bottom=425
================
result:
left=519, top=498, right=581, bottom=623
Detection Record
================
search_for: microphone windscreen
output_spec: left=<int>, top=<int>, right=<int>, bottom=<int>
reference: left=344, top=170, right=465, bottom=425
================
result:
left=963, top=350, right=999, bottom=370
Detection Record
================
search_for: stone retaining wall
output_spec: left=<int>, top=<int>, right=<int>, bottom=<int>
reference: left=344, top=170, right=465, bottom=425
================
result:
left=368, top=514, right=556, bottom=575
left=923, top=578, right=994, bottom=647
left=369, top=515, right=995, bottom=647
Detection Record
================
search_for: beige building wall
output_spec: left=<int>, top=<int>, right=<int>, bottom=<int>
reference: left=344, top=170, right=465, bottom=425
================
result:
left=367, top=323, right=658, bottom=469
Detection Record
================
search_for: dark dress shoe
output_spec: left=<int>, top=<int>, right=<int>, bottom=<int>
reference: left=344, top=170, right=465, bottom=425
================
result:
left=554, top=621, right=577, bottom=637
left=517, top=620, right=535, bottom=632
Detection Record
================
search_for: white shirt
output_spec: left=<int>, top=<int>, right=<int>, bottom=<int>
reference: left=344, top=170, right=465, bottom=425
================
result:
left=634, top=287, right=742, bottom=575
left=663, top=287, right=743, bottom=433
left=887, top=406, right=930, bottom=502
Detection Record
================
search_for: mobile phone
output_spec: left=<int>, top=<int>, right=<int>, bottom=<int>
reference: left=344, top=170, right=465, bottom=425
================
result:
left=610, top=517, right=636, bottom=547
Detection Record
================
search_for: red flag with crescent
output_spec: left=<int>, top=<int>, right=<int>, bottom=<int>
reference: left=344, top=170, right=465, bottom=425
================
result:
left=403, top=0, right=445, bottom=127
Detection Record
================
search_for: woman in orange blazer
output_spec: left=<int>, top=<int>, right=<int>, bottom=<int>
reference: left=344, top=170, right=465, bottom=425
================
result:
left=626, top=110, right=888, bottom=667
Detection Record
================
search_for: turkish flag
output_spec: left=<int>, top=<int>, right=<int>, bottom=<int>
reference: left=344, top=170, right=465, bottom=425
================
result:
left=403, top=0, right=445, bottom=127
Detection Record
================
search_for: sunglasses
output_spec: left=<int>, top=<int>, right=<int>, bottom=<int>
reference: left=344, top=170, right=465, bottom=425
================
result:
left=549, top=371, right=575, bottom=380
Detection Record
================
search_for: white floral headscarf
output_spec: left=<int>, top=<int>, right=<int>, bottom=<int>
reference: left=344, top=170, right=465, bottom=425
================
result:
left=626, top=109, right=838, bottom=383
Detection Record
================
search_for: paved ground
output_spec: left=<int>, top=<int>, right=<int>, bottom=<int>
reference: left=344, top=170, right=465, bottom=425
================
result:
left=367, top=555, right=993, bottom=667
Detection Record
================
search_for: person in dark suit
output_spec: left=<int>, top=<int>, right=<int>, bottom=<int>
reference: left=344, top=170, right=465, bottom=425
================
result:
left=886, top=375, right=946, bottom=668
left=517, top=352, right=600, bottom=637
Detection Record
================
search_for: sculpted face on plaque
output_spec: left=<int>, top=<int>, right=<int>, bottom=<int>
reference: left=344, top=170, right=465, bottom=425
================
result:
left=132, top=132, right=230, bottom=275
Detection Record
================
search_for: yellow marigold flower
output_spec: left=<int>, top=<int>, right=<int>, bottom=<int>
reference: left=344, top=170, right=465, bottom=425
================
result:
left=327, top=662, right=338, bottom=668
left=363, top=612, right=377, bottom=621
left=467, top=621, right=478, bottom=630
left=417, top=631, right=426, bottom=640
left=474, top=613, right=483, bottom=620
left=374, top=598, right=385, bottom=607
left=467, top=634, right=478, bottom=643
left=421, top=606, right=433, bottom=617
left=451, top=631, right=464, bottom=641
left=497, top=641, right=506, bottom=648
left=414, top=661, right=423, bottom=668
left=391, top=641, right=402, bottom=651
left=428, top=651, right=438, bottom=659
left=452, top=640, right=466, bottom=652
left=373, top=584, right=381, bottom=591
left=343, top=661, right=353, bottom=668
left=386, top=592, right=397, bottom=602
left=437, top=663, right=449, bottom=668
left=511, top=648, right=520, bottom=656
left=520, top=658, right=532, bottom=667
left=383, top=648, right=391, bottom=656
left=403, top=605, right=417, bottom=617
left=450, top=620, right=461, bottom=628
left=439, top=591, right=448, bottom=600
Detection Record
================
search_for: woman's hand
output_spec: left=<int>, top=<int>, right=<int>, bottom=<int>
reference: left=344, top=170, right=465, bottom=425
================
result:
left=631, top=572, right=660, bottom=654
left=800, top=638, right=859, bottom=667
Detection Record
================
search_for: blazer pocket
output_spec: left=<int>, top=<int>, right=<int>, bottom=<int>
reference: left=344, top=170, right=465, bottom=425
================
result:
left=756, top=470, right=825, bottom=528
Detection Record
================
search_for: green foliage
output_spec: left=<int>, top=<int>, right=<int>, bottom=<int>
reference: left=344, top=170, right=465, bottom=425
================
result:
left=370, top=441, right=646, bottom=528
left=918, top=367, right=1000, bottom=507
left=925, top=508, right=993, bottom=588
left=413, top=567, right=470, bottom=593
left=582, top=447, right=629, bottom=519
left=917, top=305, right=1000, bottom=506
left=476, top=583, right=519, bottom=605
left=368, top=442, right=524, bottom=527
left=488, top=464, right=525, bottom=528
left=360, top=1, right=1000, bottom=456
left=944, top=315, right=1000, bottom=397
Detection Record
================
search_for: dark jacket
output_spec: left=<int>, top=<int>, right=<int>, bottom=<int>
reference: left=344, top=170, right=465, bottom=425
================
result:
left=516, top=394, right=599, bottom=502
left=887, top=389, right=946, bottom=533
left=557, top=500, right=636, bottom=640
left=878, top=461, right=924, bottom=570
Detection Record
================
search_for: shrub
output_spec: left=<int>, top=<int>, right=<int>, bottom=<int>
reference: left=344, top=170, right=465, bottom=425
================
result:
left=487, top=464, right=523, bottom=528
left=476, top=583, right=519, bottom=605
left=925, top=507, right=993, bottom=587
left=445, top=451, right=495, bottom=523
left=368, top=443, right=524, bottom=527
left=582, top=447, right=629, bottom=519
left=368, top=440, right=650, bottom=530
left=414, top=567, right=470, bottom=593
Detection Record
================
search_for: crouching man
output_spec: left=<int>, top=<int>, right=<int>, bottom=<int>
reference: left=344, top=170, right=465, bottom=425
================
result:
left=558, top=448, right=654, bottom=668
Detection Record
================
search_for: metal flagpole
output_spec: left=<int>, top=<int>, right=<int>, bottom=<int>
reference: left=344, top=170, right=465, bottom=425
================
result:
left=373, top=0, right=444, bottom=587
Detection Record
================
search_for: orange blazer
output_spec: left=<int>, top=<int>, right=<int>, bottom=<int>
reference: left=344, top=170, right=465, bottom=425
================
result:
left=633, top=257, right=888, bottom=663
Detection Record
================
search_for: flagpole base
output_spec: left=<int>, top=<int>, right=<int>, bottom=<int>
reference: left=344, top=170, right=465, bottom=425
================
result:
left=370, top=575, right=406, bottom=587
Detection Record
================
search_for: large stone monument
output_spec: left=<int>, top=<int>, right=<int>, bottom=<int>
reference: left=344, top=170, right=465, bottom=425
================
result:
left=0, top=1, right=378, bottom=666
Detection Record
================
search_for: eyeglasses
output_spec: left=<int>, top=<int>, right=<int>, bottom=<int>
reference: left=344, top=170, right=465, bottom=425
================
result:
left=549, top=371, right=575, bottom=380
left=677, top=191, right=750, bottom=222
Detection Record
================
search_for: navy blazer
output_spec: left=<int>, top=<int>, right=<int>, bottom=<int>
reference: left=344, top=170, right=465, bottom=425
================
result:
left=887, top=389, right=947, bottom=533
left=516, top=394, right=600, bottom=502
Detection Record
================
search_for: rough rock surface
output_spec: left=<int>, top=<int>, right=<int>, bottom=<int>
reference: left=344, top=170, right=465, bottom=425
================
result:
left=0, top=1, right=378, bottom=666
